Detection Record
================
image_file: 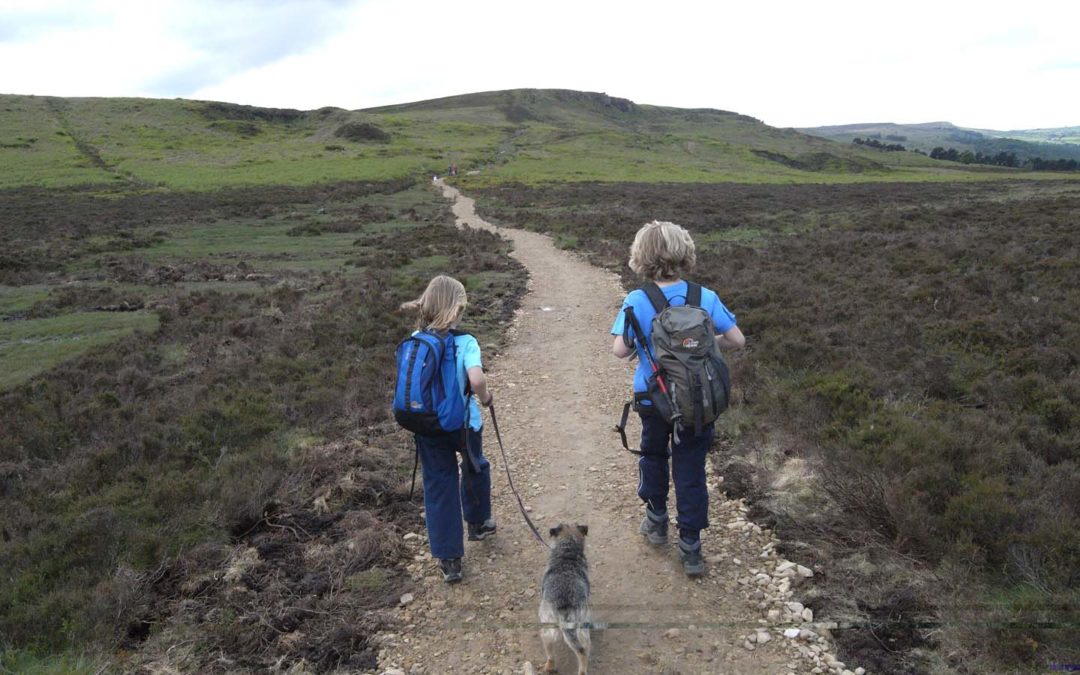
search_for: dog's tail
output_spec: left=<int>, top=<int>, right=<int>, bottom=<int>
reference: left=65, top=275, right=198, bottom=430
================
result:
left=557, top=606, right=591, bottom=656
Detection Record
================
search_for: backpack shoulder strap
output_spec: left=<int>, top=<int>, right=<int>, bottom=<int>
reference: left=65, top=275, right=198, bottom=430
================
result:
left=641, top=283, right=669, bottom=313
left=685, top=281, right=702, bottom=308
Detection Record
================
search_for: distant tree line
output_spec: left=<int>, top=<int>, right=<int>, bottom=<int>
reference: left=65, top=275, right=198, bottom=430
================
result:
left=853, top=137, right=906, bottom=152
left=930, top=146, right=1080, bottom=171
left=930, top=146, right=1019, bottom=167
left=1029, top=157, right=1080, bottom=171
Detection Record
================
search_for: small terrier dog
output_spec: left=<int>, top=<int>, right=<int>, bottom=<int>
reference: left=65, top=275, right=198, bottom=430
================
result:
left=539, top=523, right=591, bottom=674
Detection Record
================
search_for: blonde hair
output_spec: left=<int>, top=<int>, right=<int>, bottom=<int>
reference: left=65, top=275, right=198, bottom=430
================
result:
left=628, top=220, right=696, bottom=281
left=400, top=275, right=467, bottom=331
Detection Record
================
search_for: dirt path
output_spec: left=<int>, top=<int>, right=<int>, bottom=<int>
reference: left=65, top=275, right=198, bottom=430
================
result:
left=375, top=184, right=858, bottom=675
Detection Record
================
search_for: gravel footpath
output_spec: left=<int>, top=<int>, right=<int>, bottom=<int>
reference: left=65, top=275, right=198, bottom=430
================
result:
left=373, top=183, right=865, bottom=675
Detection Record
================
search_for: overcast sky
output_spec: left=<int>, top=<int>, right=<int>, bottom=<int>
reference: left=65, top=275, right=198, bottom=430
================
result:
left=1, top=0, right=1077, bottom=130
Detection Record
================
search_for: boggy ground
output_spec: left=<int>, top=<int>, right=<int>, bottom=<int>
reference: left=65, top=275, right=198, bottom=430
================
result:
left=375, top=183, right=865, bottom=675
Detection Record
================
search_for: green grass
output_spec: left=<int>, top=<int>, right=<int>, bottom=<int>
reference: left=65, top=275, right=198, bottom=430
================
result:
left=0, top=285, right=51, bottom=316
left=0, top=648, right=106, bottom=674
left=0, top=96, right=116, bottom=188
left=0, top=311, right=159, bottom=389
left=135, top=222, right=360, bottom=259
left=6, top=90, right=1077, bottom=192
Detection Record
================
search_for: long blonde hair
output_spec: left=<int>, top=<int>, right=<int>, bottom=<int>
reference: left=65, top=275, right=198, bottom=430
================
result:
left=400, top=275, right=467, bottom=331
left=628, top=220, right=697, bottom=281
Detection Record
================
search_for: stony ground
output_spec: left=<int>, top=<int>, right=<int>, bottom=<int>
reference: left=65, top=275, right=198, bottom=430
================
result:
left=374, top=183, right=866, bottom=675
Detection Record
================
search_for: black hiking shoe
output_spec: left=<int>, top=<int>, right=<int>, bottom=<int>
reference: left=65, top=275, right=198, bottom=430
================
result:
left=678, top=539, right=705, bottom=578
left=439, top=557, right=463, bottom=583
left=639, top=507, right=669, bottom=545
left=467, top=518, right=497, bottom=541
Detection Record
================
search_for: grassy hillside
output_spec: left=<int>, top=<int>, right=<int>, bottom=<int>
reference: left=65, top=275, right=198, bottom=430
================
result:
left=5, top=90, right=1065, bottom=192
left=985, top=125, right=1080, bottom=145
left=802, top=121, right=1080, bottom=163
left=3, top=88, right=1078, bottom=672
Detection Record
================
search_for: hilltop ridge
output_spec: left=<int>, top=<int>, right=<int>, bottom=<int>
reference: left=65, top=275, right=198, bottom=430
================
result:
left=0, top=88, right=1067, bottom=191
left=801, top=120, right=1080, bottom=162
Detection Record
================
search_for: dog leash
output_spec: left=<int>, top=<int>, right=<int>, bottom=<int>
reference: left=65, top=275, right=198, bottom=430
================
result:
left=487, top=402, right=551, bottom=550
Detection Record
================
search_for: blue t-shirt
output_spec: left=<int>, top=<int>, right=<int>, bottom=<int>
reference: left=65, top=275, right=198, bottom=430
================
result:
left=410, top=331, right=483, bottom=430
left=455, top=333, right=484, bottom=431
left=610, top=281, right=736, bottom=393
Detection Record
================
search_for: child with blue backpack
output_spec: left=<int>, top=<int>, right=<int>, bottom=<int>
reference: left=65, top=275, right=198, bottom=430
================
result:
left=611, top=221, right=745, bottom=577
left=395, top=275, right=496, bottom=583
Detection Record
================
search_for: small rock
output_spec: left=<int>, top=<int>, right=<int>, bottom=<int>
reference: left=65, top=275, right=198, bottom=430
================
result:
left=803, top=607, right=814, bottom=622
left=783, top=628, right=800, bottom=638
left=785, top=601, right=805, bottom=614
left=743, top=640, right=756, bottom=651
left=399, top=593, right=414, bottom=606
left=756, top=631, right=772, bottom=644
left=403, top=532, right=419, bottom=541
left=664, top=628, right=680, bottom=639
left=380, top=670, right=405, bottom=675
left=776, top=560, right=796, bottom=572
left=767, top=609, right=781, bottom=623
left=855, top=669, right=866, bottom=675
left=523, top=662, right=537, bottom=675
left=797, top=564, right=814, bottom=578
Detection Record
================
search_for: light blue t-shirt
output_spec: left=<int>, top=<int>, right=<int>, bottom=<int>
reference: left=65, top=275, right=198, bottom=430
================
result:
left=610, top=281, right=736, bottom=393
left=409, top=331, right=483, bottom=431
left=454, top=333, right=484, bottom=431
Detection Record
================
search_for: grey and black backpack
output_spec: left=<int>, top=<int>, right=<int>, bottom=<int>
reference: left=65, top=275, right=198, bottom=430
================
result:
left=616, top=282, right=731, bottom=452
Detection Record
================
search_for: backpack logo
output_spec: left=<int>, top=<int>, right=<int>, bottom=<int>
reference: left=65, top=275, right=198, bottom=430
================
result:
left=681, top=337, right=700, bottom=348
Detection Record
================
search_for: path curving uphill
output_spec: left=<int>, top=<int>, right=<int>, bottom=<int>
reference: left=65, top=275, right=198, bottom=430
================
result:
left=376, top=182, right=856, bottom=675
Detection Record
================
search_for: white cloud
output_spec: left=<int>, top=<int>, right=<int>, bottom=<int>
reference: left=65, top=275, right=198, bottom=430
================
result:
left=1, top=0, right=1078, bottom=129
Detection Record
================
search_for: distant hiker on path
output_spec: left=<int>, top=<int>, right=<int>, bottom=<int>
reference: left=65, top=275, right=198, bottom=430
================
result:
left=610, top=221, right=745, bottom=576
left=396, top=275, right=497, bottom=583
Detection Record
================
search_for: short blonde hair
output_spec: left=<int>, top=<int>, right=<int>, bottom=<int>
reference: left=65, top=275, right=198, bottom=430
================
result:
left=400, top=275, right=467, bottom=331
left=628, top=220, right=696, bottom=281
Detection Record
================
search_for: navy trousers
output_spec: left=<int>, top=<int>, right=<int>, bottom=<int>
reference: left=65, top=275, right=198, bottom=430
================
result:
left=637, top=413, right=713, bottom=542
left=415, top=428, right=491, bottom=559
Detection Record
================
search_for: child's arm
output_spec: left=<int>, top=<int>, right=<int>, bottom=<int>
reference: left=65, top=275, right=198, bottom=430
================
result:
left=467, top=366, right=493, bottom=406
left=715, top=325, right=746, bottom=350
left=612, top=335, right=634, bottom=359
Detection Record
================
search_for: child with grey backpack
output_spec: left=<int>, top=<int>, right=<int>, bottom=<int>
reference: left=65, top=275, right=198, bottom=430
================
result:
left=610, top=221, right=745, bottom=576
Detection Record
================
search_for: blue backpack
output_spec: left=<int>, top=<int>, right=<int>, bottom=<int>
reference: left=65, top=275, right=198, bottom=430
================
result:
left=392, top=329, right=470, bottom=435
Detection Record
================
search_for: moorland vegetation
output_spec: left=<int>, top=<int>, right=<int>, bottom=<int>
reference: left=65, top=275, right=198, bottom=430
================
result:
left=2, top=88, right=1078, bottom=673
left=472, top=179, right=1080, bottom=673
left=0, top=179, right=525, bottom=671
